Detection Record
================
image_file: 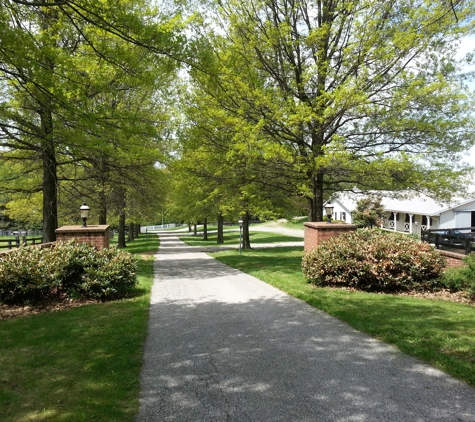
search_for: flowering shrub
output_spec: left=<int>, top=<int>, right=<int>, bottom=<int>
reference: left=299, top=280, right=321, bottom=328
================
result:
left=302, top=229, right=446, bottom=292
left=0, top=241, right=137, bottom=304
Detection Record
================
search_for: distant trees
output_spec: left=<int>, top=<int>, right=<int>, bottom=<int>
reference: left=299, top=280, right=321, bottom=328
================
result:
left=170, top=79, right=302, bottom=248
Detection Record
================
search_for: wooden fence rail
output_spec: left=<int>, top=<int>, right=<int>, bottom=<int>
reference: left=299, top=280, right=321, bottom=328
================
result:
left=0, top=237, right=43, bottom=250
left=421, top=227, right=475, bottom=255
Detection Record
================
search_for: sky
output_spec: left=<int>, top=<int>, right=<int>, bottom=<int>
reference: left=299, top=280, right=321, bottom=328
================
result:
left=458, top=35, right=475, bottom=168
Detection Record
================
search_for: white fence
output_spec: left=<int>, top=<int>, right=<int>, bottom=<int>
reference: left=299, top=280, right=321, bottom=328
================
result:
left=141, top=224, right=178, bottom=232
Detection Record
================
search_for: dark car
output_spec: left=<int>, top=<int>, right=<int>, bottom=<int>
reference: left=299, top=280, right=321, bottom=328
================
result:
left=439, top=229, right=473, bottom=238
left=437, top=230, right=474, bottom=248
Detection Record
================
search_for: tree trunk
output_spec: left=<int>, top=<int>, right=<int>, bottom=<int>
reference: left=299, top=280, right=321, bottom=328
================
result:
left=307, top=172, right=325, bottom=222
left=41, top=117, right=58, bottom=243
left=117, top=190, right=127, bottom=248
left=188, top=223, right=192, bottom=232
left=39, top=7, right=58, bottom=244
left=118, top=212, right=127, bottom=247
left=203, top=217, right=208, bottom=240
left=242, top=211, right=251, bottom=250
left=128, top=222, right=134, bottom=242
left=97, top=159, right=108, bottom=225
left=217, top=213, right=224, bottom=244
left=135, top=223, right=140, bottom=238
left=98, top=188, right=107, bottom=225
left=193, top=223, right=197, bottom=236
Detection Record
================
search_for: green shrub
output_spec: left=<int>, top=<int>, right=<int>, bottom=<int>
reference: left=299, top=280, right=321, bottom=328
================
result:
left=441, top=255, right=475, bottom=300
left=75, top=248, right=137, bottom=299
left=0, top=241, right=137, bottom=304
left=302, top=229, right=446, bottom=292
left=0, top=247, right=58, bottom=304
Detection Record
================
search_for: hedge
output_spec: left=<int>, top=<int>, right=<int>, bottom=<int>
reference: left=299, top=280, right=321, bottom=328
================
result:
left=302, top=229, right=446, bottom=292
left=0, top=241, right=137, bottom=304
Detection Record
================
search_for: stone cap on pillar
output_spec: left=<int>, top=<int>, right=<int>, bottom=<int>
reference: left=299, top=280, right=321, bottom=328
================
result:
left=304, top=222, right=357, bottom=230
left=304, top=222, right=357, bottom=253
left=56, top=225, right=110, bottom=235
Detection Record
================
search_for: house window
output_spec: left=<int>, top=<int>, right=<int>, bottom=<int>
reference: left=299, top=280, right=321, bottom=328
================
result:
left=394, top=213, right=399, bottom=221
left=341, top=212, right=346, bottom=222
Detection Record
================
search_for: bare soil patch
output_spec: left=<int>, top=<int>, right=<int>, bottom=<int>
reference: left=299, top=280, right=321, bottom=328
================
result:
left=0, top=296, right=100, bottom=321
left=1, top=289, right=472, bottom=321
left=394, top=289, right=474, bottom=305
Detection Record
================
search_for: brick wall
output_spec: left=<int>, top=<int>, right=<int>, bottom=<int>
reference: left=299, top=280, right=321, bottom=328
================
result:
left=438, top=250, right=467, bottom=268
left=55, top=225, right=110, bottom=250
left=304, top=222, right=357, bottom=253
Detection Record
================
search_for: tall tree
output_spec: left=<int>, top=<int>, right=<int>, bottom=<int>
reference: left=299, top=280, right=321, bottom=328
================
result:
left=0, top=0, right=181, bottom=240
left=173, top=85, right=301, bottom=248
left=193, top=0, right=475, bottom=221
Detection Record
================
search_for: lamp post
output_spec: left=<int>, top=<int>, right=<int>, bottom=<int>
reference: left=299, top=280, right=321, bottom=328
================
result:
left=238, top=219, right=243, bottom=254
left=325, top=203, right=334, bottom=224
left=80, top=202, right=90, bottom=228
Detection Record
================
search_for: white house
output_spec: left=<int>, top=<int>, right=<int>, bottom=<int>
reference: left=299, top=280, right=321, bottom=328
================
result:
left=327, top=192, right=475, bottom=235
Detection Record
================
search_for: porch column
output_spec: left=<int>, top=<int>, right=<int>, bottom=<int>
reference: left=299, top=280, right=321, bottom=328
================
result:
left=393, top=212, right=397, bottom=231
left=409, top=214, right=413, bottom=234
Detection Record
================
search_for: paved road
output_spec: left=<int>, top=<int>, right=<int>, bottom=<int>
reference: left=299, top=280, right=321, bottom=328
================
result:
left=137, top=233, right=475, bottom=421
left=249, top=223, right=304, bottom=239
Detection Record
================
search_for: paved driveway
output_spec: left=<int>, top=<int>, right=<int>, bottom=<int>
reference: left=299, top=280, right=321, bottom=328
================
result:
left=137, top=234, right=475, bottom=421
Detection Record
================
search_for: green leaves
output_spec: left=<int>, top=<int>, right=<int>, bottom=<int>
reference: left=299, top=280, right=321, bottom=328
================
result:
left=0, top=0, right=185, bottom=235
left=302, top=229, right=446, bottom=291
left=188, top=0, right=475, bottom=221
left=352, top=195, right=386, bottom=228
left=0, top=241, right=137, bottom=304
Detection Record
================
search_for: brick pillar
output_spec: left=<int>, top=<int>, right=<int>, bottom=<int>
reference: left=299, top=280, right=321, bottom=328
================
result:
left=304, top=222, right=357, bottom=253
left=55, top=225, right=110, bottom=250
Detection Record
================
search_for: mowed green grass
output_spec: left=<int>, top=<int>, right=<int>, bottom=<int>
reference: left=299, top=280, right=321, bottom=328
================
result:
left=0, top=235, right=158, bottom=422
left=211, top=246, right=475, bottom=386
left=282, top=216, right=308, bottom=229
left=180, top=230, right=303, bottom=246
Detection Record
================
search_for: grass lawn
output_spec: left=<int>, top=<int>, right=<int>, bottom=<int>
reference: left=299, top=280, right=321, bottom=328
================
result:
left=180, top=230, right=303, bottom=246
left=211, top=246, right=475, bottom=387
left=0, top=234, right=158, bottom=422
left=281, top=216, right=308, bottom=229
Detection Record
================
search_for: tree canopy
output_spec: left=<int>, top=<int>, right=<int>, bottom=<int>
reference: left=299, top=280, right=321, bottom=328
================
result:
left=2, top=0, right=475, bottom=235
left=0, top=0, right=183, bottom=239
left=180, top=0, right=475, bottom=222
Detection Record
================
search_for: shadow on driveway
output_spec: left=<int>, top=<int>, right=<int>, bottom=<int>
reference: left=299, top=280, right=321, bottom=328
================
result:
left=137, top=235, right=475, bottom=421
